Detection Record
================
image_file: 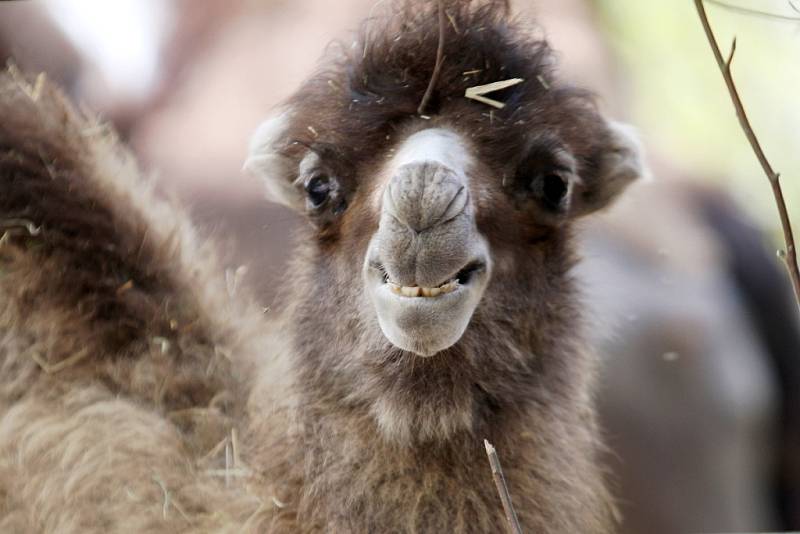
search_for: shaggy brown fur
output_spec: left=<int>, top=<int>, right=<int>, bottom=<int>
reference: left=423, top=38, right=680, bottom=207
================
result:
left=0, top=1, right=631, bottom=532
left=250, top=2, right=622, bottom=530
left=0, top=69, right=268, bottom=531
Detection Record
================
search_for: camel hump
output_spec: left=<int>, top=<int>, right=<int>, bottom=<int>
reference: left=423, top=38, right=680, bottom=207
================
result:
left=0, top=67, right=248, bottom=407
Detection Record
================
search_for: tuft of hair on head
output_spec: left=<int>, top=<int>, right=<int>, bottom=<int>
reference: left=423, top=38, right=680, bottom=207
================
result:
left=245, top=0, right=550, bottom=209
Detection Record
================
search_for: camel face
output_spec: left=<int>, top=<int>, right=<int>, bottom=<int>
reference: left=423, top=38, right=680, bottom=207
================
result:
left=243, top=2, right=648, bottom=414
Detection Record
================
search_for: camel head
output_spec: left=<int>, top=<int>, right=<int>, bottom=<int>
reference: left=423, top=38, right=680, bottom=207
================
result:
left=245, top=0, right=646, bottom=440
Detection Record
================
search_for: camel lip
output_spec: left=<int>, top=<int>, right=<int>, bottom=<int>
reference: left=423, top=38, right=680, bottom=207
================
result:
left=364, top=258, right=490, bottom=356
left=375, top=278, right=467, bottom=305
left=368, top=258, right=488, bottom=295
left=385, top=279, right=460, bottom=298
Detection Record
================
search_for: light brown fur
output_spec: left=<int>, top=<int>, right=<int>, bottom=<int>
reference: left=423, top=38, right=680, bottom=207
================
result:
left=0, top=69, right=266, bottom=532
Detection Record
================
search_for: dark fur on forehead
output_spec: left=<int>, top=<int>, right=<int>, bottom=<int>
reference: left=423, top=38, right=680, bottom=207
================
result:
left=281, top=0, right=613, bottom=208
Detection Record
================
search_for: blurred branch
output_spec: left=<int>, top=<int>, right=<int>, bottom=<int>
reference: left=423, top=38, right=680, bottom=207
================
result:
left=484, top=439, right=523, bottom=534
left=694, top=0, right=800, bottom=313
left=704, top=0, right=800, bottom=22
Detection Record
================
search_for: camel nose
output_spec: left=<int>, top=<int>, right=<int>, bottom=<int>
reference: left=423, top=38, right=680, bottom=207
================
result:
left=383, top=162, right=468, bottom=233
left=375, top=162, right=474, bottom=288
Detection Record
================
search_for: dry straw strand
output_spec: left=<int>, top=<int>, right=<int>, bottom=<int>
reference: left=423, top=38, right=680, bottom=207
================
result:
left=465, top=78, right=524, bottom=109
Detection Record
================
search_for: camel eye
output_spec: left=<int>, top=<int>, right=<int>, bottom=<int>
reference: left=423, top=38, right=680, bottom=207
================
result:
left=511, top=141, right=576, bottom=219
left=539, top=173, right=568, bottom=210
left=521, top=170, right=569, bottom=213
left=305, top=173, right=331, bottom=208
left=300, top=167, right=348, bottom=226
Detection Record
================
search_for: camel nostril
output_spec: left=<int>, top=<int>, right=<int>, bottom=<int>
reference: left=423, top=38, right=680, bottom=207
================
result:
left=384, top=163, right=468, bottom=233
left=439, top=185, right=469, bottom=225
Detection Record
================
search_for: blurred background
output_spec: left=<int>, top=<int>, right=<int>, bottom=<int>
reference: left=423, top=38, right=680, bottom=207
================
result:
left=1, top=0, right=799, bottom=532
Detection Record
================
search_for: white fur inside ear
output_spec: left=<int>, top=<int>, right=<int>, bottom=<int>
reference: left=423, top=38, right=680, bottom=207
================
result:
left=607, top=120, right=653, bottom=183
left=244, top=112, right=303, bottom=210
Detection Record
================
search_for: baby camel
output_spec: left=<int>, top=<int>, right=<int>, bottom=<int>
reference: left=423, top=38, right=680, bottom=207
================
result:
left=0, top=1, right=645, bottom=532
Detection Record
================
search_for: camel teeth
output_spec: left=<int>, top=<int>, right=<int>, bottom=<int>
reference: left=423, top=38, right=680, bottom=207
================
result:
left=401, top=286, right=421, bottom=297
left=387, top=280, right=459, bottom=298
left=439, top=280, right=459, bottom=294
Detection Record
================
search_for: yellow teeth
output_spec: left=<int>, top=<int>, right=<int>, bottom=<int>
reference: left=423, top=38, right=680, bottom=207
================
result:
left=387, top=280, right=459, bottom=298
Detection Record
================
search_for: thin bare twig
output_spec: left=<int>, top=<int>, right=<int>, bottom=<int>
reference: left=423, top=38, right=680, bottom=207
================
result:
left=694, top=0, right=800, bottom=312
left=417, top=0, right=446, bottom=116
left=704, top=0, right=800, bottom=22
left=484, top=439, right=523, bottom=534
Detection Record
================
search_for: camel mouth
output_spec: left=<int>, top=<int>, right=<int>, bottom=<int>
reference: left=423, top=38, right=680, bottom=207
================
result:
left=375, top=260, right=487, bottom=298
left=364, top=254, right=491, bottom=357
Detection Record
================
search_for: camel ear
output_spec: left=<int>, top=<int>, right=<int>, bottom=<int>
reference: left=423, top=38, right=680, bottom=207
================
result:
left=244, top=111, right=305, bottom=212
left=572, top=120, right=650, bottom=217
